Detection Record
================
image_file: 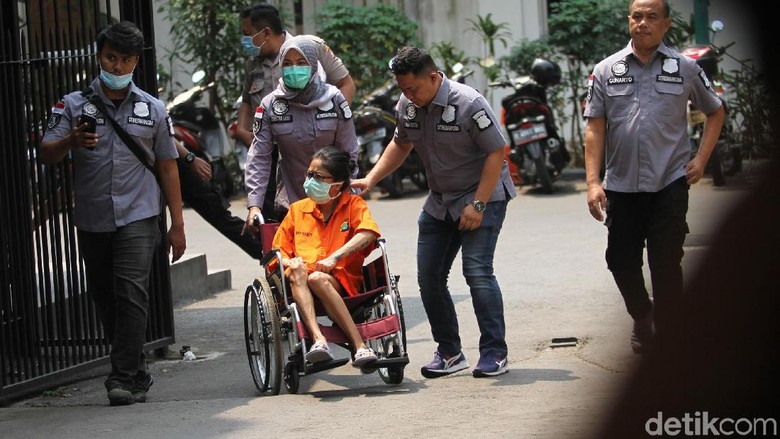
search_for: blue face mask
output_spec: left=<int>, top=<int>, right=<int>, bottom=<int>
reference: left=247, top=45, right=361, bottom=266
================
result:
left=241, top=29, right=267, bottom=57
left=303, top=177, right=341, bottom=204
left=282, top=65, right=311, bottom=89
left=100, top=68, right=133, bottom=90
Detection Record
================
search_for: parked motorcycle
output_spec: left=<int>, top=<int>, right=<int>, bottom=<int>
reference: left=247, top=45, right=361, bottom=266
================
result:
left=226, top=95, right=247, bottom=195
left=353, top=63, right=473, bottom=198
left=681, top=20, right=742, bottom=186
left=166, top=70, right=234, bottom=197
left=491, top=58, right=569, bottom=194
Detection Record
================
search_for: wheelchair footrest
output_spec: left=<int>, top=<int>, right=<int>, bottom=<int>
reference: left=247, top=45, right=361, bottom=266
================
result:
left=373, top=356, right=409, bottom=367
left=303, top=357, right=350, bottom=375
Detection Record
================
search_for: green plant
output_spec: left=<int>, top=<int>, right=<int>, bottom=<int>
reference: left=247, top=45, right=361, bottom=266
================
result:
left=720, top=64, right=775, bottom=163
left=430, top=41, right=473, bottom=77
left=157, top=0, right=259, bottom=127
left=466, top=13, right=512, bottom=88
left=314, top=0, right=419, bottom=103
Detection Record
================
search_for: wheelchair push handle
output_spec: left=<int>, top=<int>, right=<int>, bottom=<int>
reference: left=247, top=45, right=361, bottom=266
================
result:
left=253, top=212, right=265, bottom=227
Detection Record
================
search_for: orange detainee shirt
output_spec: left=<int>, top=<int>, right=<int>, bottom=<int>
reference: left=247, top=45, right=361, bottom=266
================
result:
left=272, top=193, right=381, bottom=297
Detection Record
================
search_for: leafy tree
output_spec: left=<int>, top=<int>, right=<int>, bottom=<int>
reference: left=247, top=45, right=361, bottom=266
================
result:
left=157, top=0, right=289, bottom=126
left=314, top=0, right=419, bottom=104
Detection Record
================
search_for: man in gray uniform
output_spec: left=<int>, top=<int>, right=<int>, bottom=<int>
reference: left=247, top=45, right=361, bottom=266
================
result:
left=40, top=22, right=186, bottom=405
left=236, top=3, right=355, bottom=220
left=352, top=47, right=516, bottom=378
left=584, top=0, right=724, bottom=353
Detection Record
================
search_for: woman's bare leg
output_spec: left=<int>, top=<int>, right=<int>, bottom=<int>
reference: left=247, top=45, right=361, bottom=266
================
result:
left=307, top=272, right=368, bottom=350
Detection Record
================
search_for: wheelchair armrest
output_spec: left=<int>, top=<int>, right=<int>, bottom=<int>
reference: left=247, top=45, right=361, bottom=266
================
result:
left=260, top=248, right=283, bottom=267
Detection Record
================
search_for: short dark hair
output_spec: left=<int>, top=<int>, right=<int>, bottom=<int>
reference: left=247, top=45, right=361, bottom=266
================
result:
left=390, top=46, right=437, bottom=76
left=240, top=3, right=284, bottom=35
left=96, top=21, right=144, bottom=55
left=312, top=146, right=355, bottom=191
left=628, top=0, right=670, bottom=18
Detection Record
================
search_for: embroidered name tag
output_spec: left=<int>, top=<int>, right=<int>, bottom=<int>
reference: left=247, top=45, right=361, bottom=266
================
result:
left=657, top=75, right=683, bottom=84
left=270, top=115, right=292, bottom=123
left=608, top=76, right=634, bottom=85
left=128, top=116, right=154, bottom=126
left=436, top=124, right=461, bottom=132
left=403, top=121, right=420, bottom=129
left=316, top=112, right=338, bottom=119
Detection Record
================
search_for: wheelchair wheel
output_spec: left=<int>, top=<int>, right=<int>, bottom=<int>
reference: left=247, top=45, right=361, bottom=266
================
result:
left=283, top=362, right=300, bottom=394
left=372, top=294, right=407, bottom=385
left=243, top=277, right=282, bottom=395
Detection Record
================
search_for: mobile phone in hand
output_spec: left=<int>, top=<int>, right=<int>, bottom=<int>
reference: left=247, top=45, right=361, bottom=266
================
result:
left=79, top=114, right=97, bottom=134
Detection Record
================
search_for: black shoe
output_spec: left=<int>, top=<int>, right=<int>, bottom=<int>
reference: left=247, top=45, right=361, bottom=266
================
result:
left=106, top=382, right=135, bottom=406
left=132, top=374, right=154, bottom=403
left=631, top=308, right=654, bottom=354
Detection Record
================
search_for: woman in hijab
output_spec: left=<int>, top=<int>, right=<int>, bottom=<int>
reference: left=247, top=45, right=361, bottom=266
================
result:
left=245, top=35, right=358, bottom=228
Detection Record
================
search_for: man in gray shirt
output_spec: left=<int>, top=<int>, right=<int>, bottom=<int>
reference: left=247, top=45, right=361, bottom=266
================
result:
left=353, top=47, right=516, bottom=378
left=584, top=0, right=724, bottom=353
left=40, top=22, right=186, bottom=406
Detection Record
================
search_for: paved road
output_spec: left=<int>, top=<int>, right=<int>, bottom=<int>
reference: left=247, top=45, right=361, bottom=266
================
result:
left=0, top=169, right=755, bottom=438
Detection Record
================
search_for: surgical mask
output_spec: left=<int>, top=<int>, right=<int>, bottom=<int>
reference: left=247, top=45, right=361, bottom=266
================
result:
left=303, top=177, right=341, bottom=204
left=99, top=68, right=133, bottom=90
left=282, top=65, right=311, bottom=89
left=241, top=29, right=267, bottom=57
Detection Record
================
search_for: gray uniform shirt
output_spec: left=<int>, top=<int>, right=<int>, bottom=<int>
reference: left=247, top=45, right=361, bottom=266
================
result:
left=394, top=74, right=516, bottom=221
left=42, top=78, right=178, bottom=232
left=584, top=41, right=722, bottom=192
left=245, top=87, right=358, bottom=210
left=241, top=32, right=350, bottom=109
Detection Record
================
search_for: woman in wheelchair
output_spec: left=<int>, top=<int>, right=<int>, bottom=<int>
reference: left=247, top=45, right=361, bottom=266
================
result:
left=271, top=147, right=380, bottom=367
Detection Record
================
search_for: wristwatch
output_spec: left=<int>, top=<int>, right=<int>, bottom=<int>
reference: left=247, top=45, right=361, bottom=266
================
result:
left=471, top=200, right=486, bottom=213
left=184, top=151, right=195, bottom=164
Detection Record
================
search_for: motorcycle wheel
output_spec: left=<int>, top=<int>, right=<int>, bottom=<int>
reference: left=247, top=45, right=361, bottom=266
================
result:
left=407, top=152, right=428, bottom=190
left=533, top=155, right=554, bottom=194
left=709, top=145, right=726, bottom=187
left=720, top=143, right=742, bottom=177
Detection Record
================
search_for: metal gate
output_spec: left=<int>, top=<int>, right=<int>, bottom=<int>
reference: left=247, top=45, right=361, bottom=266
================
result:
left=0, top=0, right=174, bottom=402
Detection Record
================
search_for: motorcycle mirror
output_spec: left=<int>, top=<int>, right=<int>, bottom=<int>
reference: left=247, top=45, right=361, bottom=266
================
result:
left=191, top=70, right=206, bottom=84
left=710, top=20, right=724, bottom=33
left=452, top=62, right=464, bottom=74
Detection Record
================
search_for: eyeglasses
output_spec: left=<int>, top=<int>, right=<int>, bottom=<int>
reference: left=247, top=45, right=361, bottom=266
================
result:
left=305, top=170, right=333, bottom=182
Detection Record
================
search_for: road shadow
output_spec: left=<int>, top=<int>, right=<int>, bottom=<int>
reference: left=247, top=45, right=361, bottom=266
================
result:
left=485, top=368, right=580, bottom=386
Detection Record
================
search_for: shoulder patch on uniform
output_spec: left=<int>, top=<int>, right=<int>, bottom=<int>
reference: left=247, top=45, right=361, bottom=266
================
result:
left=339, top=100, right=352, bottom=119
left=586, top=75, right=594, bottom=102
left=166, top=116, right=175, bottom=136
left=253, top=105, right=264, bottom=133
left=51, top=100, right=66, bottom=115
left=47, top=114, right=61, bottom=129
left=698, top=70, right=713, bottom=90
left=471, top=108, right=493, bottom=131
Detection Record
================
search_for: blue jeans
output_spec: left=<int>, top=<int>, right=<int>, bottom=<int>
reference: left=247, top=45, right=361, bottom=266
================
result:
left=417, top=201, right=508, bottom=358
left=78, top=216, right=161, bottom=387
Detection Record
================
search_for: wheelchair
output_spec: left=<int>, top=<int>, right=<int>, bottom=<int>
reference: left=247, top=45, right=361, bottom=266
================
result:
left=243, top=223, right=409, bottom=395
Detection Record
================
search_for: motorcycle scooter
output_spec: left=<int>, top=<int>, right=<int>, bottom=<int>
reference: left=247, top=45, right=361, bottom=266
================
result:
left=490, top=58, right=569, bottom=194
left=681, top=20, right=742, bottom=186
left=167, top=70, right=234, bottom=198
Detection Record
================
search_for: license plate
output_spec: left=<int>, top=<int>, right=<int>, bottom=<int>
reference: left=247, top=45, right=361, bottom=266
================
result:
left=512, top=123, right=547, bottom=145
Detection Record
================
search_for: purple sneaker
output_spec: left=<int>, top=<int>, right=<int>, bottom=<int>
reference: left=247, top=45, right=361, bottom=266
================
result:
left=472, top=353, right=508, bottom=377
left=420, top=351, right=469, bottom=378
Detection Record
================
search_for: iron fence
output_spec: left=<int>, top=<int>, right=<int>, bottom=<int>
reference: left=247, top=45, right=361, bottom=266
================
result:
left=0, top=0, right=174, bottom=402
